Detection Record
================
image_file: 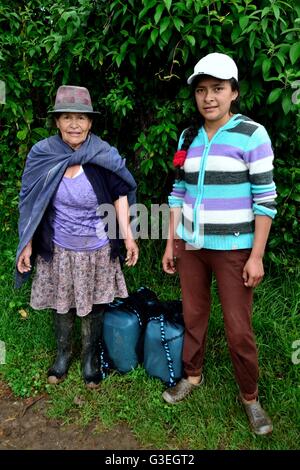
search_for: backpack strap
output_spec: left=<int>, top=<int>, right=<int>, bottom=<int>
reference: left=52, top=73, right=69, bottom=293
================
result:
left=99, top=339, right=110, bottom=379
left=159, top=314, right=176, bottom=387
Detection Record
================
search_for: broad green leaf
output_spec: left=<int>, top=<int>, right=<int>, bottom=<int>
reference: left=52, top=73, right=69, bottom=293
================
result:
left=239, top=16, right=249, bottom=30
left=158, top=38, right=165, bottom=51
left=231, top=26, right=241, bottom=43
left=66, top=24, right=74, bottom=39
left=138, top=0, right=157, bottom=19
left=127, top=36, right=137, bottom=45
left=283, top=231, right=293, bottom=243
left=120, top=42, right=128, bottom=54
left=290, top=42, right=300, bottom=65
left=278, top=43, right=290, bottom=54
left=164, top=0, right=172, bottom=12
left=116, top=54, right=122, bottom=67
left=161, top=28, right=172, bottom=45
left=53, top=36, right=62, bottom=54
left=58, top=11, right=71, bottom=27
left=262, top=58, right=271, bottom=78
left=206, top=25, right=212, bottom=37
left=181, top=45, right=190, bottom=64
left=272, top=4, right=280, bottom=21
left=17, top=129, right=28, bottom=141
left=276, top=51, right=286, bottom=66
left=139, top=24, right=152, bottom=34
left=195, top=1, right=204, bottom=13
left=274, top=60, right=282, bottom=74
left=249, top=31, right=256, bottom=50
left=159, top=16, right=170, bottom=35
left=261, top=7, right=270, bottom=17
left=261, top=17, right=268, bottom=32
left=32, top=128, right=49, bottom=139
left=193, top=14, right=205, bottom=25
left=154, top=4, right=164, bottom=24
left=173, top=17, right=184, bottom=32
left=186, top=35, right=195, bottom=47
left=24, top=109, right=33, bottom=123
left=150, top=29, right=158, bottom=44
left=282, top=94, right=292, bottom=114
left=267, top=88, right=282, bottom=104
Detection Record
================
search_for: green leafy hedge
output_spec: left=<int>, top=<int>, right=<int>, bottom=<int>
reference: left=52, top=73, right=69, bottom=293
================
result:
left=0, top=0, right=299, bottom=262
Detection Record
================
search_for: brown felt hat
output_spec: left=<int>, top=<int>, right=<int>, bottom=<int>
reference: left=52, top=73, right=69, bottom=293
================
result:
left=49, top=85, right=100, bottom=114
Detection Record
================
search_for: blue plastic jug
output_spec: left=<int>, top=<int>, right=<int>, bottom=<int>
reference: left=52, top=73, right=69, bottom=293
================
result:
left=102, top=288, right=158, bottom=373
left=102, top=301, right=141, bottom=373
left=144, top=312, right=184, bottom=385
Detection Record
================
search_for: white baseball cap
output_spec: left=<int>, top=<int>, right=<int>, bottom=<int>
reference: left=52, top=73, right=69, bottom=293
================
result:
left=187, top=52, right=238, bottom=85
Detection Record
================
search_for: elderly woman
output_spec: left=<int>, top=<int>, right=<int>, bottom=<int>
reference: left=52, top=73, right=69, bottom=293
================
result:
left=16, top=85, right=139, bottom=388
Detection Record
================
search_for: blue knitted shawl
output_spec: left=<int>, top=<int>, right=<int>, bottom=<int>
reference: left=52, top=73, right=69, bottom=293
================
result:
left=16, top=133, right=137, bottom=285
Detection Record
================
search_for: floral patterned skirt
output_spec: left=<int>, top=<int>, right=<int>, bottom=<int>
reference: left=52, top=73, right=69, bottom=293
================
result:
left=30, top=243, right=128, bottom=317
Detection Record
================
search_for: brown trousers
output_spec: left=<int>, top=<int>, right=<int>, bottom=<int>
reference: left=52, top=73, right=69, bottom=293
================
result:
left=174, top=239, right=259, bottom=401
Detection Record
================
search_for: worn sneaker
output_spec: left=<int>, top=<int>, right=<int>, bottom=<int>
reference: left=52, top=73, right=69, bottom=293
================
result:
left=162, top=376, right=204, bottom=404
left=242, top=399, right=273, bottom=435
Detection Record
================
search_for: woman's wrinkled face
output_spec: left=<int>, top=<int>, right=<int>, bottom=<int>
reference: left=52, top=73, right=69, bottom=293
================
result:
left=55, top=112, right=92, bottom=149
left=194, top=76, right=238, bottom=126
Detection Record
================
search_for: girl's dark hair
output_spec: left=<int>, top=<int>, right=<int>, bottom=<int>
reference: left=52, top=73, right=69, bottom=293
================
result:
left=180, top=77, right=240, bottom=151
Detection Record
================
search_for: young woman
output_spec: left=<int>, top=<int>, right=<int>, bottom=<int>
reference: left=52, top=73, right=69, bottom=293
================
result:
left=162, top=53, right=277, bottom=435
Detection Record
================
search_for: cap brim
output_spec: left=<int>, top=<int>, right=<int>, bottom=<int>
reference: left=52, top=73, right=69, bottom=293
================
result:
left=187, top=72, right=236, bottom=84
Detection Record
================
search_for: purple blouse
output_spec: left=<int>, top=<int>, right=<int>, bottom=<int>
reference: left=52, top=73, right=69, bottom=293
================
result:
left=51, top=169, right=109, bottom=251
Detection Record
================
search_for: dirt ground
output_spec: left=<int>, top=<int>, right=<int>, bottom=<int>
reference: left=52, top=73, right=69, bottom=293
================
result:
left=0, top=381, right=141, bottom=450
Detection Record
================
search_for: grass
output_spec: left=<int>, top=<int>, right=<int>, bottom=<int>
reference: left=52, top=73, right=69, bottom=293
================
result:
left=0, top=225, right=299, bottom=449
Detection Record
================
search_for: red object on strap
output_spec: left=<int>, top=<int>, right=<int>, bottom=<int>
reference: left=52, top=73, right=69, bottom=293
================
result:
left=173, top=150, right=187, bottom=168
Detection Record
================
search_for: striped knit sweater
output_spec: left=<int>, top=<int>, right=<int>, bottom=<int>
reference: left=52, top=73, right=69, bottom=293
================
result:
left=168, top=114, right=277, bottom=250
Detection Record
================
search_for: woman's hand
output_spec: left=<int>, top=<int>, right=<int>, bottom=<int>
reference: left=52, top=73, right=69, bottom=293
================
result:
left=162, top=244, right=176, bottom=274
left=124, top=238, right=139, bottom=267
left=17, top=241, right=32, bottom=273
left=242, top=256, right=264, bottom=288
left=114, top=196, right=138, bottom=267
left=243, top=215, right=272, bottom=287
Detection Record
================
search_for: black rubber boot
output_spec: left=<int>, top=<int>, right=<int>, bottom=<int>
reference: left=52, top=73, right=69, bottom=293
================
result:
left=81, top=308, right=104, bottom=389
left=47, top=310, right=75, bottom=384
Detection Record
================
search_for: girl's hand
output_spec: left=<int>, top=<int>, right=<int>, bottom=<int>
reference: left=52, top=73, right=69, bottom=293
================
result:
left=124, top=239, right=139, bottom=267
left=162, top=244, right=176, bottom=274
left=242, top=256, right=264, bottom=288
left=17, top=242, right=32, bottom=273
